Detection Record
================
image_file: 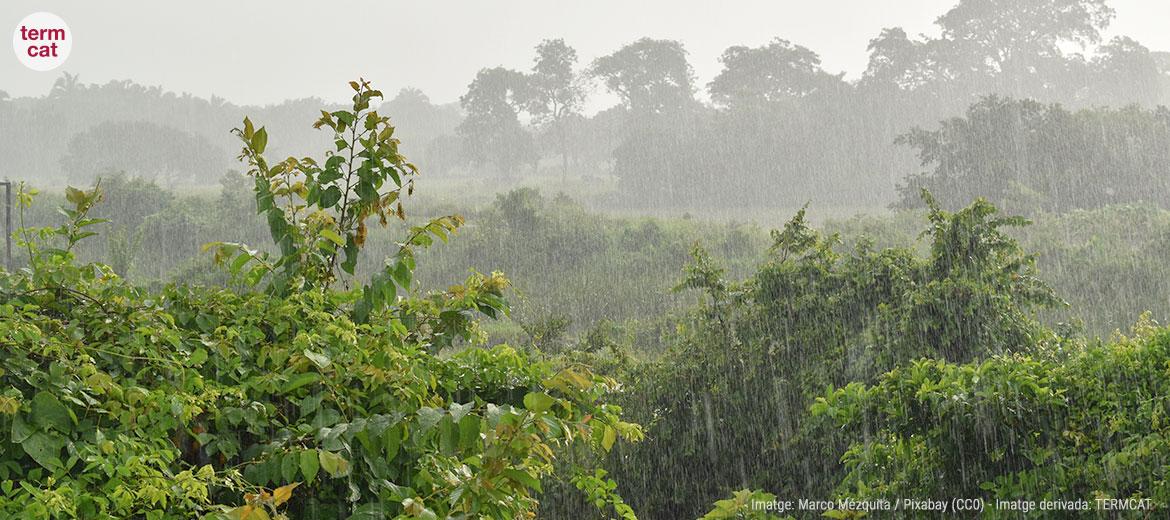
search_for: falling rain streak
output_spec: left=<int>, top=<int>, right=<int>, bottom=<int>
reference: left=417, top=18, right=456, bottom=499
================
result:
left=3, top=0, right=1170, bottom=518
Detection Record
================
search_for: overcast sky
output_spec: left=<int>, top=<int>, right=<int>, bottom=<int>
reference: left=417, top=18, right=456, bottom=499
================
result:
left=4, top=0, right=1169, bottom=108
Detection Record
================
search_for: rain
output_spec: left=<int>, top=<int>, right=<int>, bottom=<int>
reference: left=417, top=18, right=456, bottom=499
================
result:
left=3, top=0, right=1170, bottom=518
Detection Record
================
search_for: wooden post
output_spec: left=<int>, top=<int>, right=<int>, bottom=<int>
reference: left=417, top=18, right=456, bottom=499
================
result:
left=1, top=181, right=10, bottom=272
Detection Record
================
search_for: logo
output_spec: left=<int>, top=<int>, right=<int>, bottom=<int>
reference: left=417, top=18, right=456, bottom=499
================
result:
left=13, top=12, right=71, bottom=71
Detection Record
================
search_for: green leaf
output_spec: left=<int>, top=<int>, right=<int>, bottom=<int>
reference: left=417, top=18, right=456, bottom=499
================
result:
left=320, top=185, right=342, bottom=208
left=189, top=348, right=209, bottom=367
left=341, top=236, right=359, bottom=275
left=523, top=392, right=556, bottom=414
left=31, top=392, right=73, bottom=433
left=318, top=450, right=350, bottom=477
left=64, top=186, right=85, bottom=205
left=21, top=432, right=65, bottom=470
left=502, top=468, right=543, bottom=493
left=320, top=228, right=345, bottom=247
left=391, top=261, right=412, bottom=289
left=300, top=449, right=320, bottom=484
left=303, top=349, right=332, bottom=369
left=449, top=402, right=474, bottom=422
left=458, top=416, right=481, bottom=450
left=439, top=418, right=458, bottom=454
left=601, top=425, right=617, bottom=452
left=416, top=407, right=444, bottom=433
left=283, top=372, right=322, bottom=392
left=383, top=425, right=401, bottom=460
left=230, top=252, right=251, bottom=274
left=252, top=127, right=268, bottom=154
left=281, top=453, right=298, bottom=483
left=10, top=415, right=33, bottom=444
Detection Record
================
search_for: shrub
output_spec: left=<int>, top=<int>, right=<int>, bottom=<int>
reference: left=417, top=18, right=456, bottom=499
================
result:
left=0, top=80, right=640, bottom=519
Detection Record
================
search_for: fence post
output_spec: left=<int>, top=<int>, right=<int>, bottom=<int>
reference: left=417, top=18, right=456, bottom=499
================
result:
left=2, top=181, right=10, bottom=272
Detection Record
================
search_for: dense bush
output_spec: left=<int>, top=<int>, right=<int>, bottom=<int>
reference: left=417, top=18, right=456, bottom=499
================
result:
left=0, top=82, right=639, bottom=519
left=606, top=193, right=1059, bottom=519
left=817, top=318, right=1170, bottom=516
left=827, top=204, right=1170, bottom=337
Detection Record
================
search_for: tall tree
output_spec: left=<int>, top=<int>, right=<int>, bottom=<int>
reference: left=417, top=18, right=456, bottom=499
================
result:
left=1086, top=37, right=1166, bottom=106
left=456, top=67, right=536, bottom=177
left=861, top=0, right=1117, bottom=103
left=936, top=0, right=1113, bottom=98
left=861, top=28, right=941, bottom=92
left=896, top=96, right=1170, bottom=212
left=591, top=38, right=695, bottom=115
left=50, top=72, right=84, bottom=99
left=526, top=39, right=588, bottom=179
left=709, top=38, right=842, bottom=108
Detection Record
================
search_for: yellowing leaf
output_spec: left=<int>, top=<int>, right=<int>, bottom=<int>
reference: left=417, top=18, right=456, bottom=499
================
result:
left=272, top=482, right=300, bottom=506
left=602, top=425, right=617, bottom=452
left=231, top=505, right=269, bottom=520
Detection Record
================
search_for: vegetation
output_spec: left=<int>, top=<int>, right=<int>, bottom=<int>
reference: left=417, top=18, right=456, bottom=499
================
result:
left=818, top=319, right=1170, bottom=514
left=897, top=97, right=1170, bottom=213
left=15, top=172, right=1170, bottom=518
left=603, top=194, right=1063, bottom=517
left=4, top=0, right=1170, bottom=518
left=0, top=82, right=640, bottom=519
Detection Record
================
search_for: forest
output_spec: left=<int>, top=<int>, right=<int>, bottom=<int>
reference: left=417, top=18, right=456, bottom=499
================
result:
left=4, top=0, right=1170, bottom=518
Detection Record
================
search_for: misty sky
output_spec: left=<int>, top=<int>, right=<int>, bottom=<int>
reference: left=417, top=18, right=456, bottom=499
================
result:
left=4, top=0, right=1169, bottom=109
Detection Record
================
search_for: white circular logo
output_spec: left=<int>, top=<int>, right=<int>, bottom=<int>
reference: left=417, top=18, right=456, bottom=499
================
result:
left=12, top=12, right=71, bottom=71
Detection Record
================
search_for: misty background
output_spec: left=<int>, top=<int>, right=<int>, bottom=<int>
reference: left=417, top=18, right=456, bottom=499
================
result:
left=4, top=0, right=1170, bottom=338
left=3, top=0, right=1170, bottom=215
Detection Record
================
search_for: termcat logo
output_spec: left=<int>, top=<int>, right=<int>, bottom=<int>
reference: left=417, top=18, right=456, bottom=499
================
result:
left=12, top=12, right=71, bottom=71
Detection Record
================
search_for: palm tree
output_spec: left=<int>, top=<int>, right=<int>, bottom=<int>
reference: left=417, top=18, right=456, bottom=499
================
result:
left=50, top=72, right=82, bottom=98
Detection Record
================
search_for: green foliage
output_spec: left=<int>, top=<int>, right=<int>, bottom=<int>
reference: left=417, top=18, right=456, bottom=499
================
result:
left=572, top=469, right=638, bottom=520
left=414, top=188, right=764, bottom=344
left=208, top=79, right=470, bottom=326
left=826, top=203, right=1170, bottom=338
left=818, top=320, right=1170, bottom=517
left=611, top=194, right=1058, bottom=518
left=906, top=190, right=1063, bottom=361
left=0, top=85, right=640, bottom=519
left=1020, top=205, right=1170, bottom=334
left=701, top=489, right=792, bottom=520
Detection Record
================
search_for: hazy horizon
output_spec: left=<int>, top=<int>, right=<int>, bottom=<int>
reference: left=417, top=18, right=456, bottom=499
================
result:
left=4, top=0, right=1170, bottom=109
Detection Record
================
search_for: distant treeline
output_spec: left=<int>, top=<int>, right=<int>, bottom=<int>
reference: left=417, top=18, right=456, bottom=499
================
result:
left=3, top=0, right=1169, bottom=210
left=20, top=174, right=1170, bottom=343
